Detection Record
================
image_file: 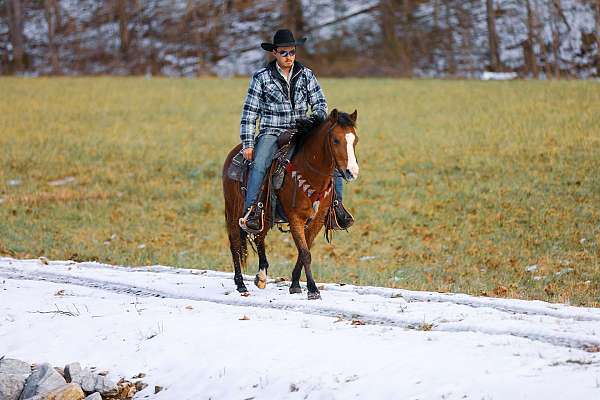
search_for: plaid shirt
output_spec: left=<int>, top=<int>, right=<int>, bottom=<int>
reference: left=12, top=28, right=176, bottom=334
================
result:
left=240, top=60, right=328, bottom=149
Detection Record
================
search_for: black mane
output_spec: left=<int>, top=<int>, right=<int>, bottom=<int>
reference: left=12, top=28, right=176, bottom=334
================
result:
left=293, top=111, right=355, bottom=149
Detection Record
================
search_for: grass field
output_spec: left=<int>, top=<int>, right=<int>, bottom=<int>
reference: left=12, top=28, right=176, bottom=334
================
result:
left=1, top=77, right=599, bottom=306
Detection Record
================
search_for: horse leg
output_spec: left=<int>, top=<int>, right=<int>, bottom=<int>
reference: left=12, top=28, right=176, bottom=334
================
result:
left=289, top=255, right=303, bottom=294
left=254, top=232, right=269, bottom=289
left=289, top=221, right=320, bottom=300
left=289, top=224, right=320, bottom=294
left=228, top=226, right=248, bottom=293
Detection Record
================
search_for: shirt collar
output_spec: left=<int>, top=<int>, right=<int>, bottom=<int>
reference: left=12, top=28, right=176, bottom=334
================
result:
left=276, top=62, right=293, bottom=84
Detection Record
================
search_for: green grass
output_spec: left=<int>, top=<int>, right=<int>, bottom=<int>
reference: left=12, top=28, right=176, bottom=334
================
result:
left=1, top=77, right=599, bottom=306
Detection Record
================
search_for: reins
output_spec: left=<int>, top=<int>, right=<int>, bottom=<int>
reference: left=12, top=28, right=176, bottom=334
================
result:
left=297, top=121, right=343, bottom=179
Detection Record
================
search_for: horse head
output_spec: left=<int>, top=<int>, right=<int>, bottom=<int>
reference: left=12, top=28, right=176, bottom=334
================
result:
left=327, top=109, right=359, bottom=181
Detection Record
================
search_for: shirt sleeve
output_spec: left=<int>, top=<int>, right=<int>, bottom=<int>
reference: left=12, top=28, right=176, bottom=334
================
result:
left=306, top=69, right=328, bottom=121
left=240, top=74, right=262, bottom=150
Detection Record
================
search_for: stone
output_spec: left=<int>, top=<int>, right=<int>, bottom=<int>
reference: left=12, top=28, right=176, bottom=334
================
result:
left=20, top=363, right=67, bottom=399
left=26, top=383, right=85, bottom=400
left=93, top=375, right=117, bottom=396
left=63, top=363, right=82, bottom=384
left=0, top=358, right=31, bottom=375
left=0, top=373, right=27, bottom=400
left=78, top=373, right=96, bottom=394
left=84, top=393, right=102, bottom=400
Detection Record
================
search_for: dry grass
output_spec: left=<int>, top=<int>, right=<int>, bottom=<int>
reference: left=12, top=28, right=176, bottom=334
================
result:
left=1, top=77, right=599, bottom=306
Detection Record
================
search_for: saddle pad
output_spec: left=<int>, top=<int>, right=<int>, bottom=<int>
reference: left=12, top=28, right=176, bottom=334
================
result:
left=227, top=151, right=248, bottom=182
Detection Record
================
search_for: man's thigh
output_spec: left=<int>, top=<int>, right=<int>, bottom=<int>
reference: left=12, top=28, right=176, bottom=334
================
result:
left=253, top=134, right=279, bottom=169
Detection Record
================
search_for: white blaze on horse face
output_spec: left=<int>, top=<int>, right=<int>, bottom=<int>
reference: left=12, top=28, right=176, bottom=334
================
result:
left=345, top=132, right=359, bottom=180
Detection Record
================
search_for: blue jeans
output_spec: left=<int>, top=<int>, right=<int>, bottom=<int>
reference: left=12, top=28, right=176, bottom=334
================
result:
left=244, top=134, right=279, bottom=210
left=244, top=134, right=345, bottom=209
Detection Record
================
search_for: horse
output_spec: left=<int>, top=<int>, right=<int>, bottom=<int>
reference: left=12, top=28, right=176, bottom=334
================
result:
left=222, top=109, right=359, bottom=300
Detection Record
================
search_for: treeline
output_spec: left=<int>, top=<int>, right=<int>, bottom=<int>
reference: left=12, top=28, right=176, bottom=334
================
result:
left=1, top=0, right=599, bottom=78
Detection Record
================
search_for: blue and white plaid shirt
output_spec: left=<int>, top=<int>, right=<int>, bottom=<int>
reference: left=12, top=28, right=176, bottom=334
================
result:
left=240, top=60, right=328, bottom=149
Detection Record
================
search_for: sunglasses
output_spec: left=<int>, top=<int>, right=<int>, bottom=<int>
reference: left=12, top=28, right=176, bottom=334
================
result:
left=276, top=49, right=296, bottom=57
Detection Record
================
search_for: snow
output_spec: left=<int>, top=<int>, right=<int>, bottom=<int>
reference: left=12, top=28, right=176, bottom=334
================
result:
left=1, top=257, right=600, bottom=399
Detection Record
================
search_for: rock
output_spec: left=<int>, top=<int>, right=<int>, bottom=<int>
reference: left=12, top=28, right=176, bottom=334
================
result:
left=84, top=393, right=102, bottom=400
left=0, top=358, right=31, bottom=375
left=92, top=375, right=117, bottom=396
left=112, top=381, right=136, bottom=399
left=20, top=363, right=67, bottom=399
left=63, top=363, right=82, bottom=384
left=154, top=385, right=163, bottom=394
left=0, top=373, right=27, bottom=400
left=26, top=383, right=85, bottom=400
left=65, top=365, right=94, bottom=393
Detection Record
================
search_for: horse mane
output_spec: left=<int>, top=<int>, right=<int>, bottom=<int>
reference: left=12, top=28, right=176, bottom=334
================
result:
left=293, top=111, right=356, bottom=150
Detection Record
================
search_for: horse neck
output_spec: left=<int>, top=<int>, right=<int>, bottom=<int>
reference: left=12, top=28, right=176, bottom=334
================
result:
left=295, top=120, right=334, bottom=189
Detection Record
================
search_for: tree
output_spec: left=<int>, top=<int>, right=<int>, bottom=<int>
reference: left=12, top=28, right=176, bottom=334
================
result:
left=44, top=0, right=61, bottom=74
left=486, top=0, right=500, bottom=71
left=5, top=0, right=25, bottom=73
left=524, top=0, right=539, bottom=77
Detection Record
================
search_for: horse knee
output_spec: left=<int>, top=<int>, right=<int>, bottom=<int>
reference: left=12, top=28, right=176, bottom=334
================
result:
left=299, top=249, right=311, bottom=266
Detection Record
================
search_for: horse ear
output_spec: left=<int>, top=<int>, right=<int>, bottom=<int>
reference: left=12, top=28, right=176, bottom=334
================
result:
left=329, top=108, right=338, bottom=121
left=350, top=109, right=358, bottom=123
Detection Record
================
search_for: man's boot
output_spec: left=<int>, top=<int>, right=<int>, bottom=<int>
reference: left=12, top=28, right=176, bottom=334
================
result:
left=239, top=202, right=264, bottom=234
left=333, top=199, right=354, bottom=230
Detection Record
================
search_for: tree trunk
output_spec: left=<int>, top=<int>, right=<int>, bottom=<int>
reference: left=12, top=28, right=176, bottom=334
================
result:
left=284, top=0, right=305, bottom=37
left=45, top=0, right=61, bottom=75
left=116, top=0, right=130, bottom=59
left=6, top=0, right=25, bottom=73
left=486, top=0, right=500, bottom=71
left=551, top=0, right=562, bottom=79
left=596, top=0, right=600, bottom=77
left=444, top=1, right=456, bottom=75
left=525, top=0, right=538, bottom=78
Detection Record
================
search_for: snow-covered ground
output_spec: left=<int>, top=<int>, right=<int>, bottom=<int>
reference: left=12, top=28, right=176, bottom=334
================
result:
left=1, top=257, right=599, bottom=399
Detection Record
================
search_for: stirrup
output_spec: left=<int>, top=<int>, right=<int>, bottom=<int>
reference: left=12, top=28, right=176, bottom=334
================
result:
left=239, top=203, right=264, bottom=234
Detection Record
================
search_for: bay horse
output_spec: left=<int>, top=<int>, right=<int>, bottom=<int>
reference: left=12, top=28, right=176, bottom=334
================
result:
left=222, top=109, right=359, bottom=300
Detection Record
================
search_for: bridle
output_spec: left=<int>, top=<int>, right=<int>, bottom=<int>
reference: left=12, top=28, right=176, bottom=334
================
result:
left=299, top=120, right=348, bottom=180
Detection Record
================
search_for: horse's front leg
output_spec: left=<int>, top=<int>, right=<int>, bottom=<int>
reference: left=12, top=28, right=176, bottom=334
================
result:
left=254, top=233, right=269, bottom=289
left=289, top=220, right=320, bottom=300
left=289, top=255, right=303, bottom=294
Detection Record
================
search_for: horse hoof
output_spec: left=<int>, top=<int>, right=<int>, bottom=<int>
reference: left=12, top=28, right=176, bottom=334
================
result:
left=307, top=291, right=321, bottom=300
left=237, top=286, right=249, bottom=294
left=254, top=270, right=267, bottom=289
left=289, top=286, right=302, bottom=294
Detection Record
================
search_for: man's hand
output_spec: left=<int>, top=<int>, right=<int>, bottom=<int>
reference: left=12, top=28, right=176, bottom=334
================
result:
left=243, top=148, right=254, bottom=161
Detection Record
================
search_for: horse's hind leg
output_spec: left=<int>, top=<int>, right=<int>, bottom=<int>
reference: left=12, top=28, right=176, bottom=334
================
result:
left=228, top=225, right=248, bottom=294
left=254, top=233, right=269, bottom=289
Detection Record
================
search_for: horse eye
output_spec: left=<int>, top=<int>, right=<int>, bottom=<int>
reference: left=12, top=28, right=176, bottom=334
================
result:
left=333, top=138, right=340, bottom=145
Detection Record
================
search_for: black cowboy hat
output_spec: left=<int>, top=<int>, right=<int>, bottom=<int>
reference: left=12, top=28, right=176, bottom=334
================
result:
left=261, top=29, right=307, bottom=52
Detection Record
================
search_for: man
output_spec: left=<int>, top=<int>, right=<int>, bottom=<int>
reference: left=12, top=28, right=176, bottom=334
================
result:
left=238, top=29, right=353, bottom=233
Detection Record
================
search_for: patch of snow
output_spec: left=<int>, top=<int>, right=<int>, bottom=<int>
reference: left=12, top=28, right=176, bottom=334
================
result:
left=1, top=257, right=600, bottom=399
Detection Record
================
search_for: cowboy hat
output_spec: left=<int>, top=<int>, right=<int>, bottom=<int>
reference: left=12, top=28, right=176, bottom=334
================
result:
left=261, top=29, right=307, bottom=51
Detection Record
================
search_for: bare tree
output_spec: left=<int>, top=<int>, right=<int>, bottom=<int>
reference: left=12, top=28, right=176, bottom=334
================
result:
left=45, top=0, right=61, bottom=74
left=116, top=0, right=130, bottom=59
left=486, top=0, right=500, bottom=71
left=596, top=0, right=600, bottom=76
left=524, top=0, right=539, bottom=77
left=550, top=0, right=564, bottom=79
left=5, top=0, right=25, bottom=73
left=283, top=0, right=305, bottom=36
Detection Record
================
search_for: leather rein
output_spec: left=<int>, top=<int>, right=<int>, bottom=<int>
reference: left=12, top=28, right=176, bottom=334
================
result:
left=297, top=120, right=343, bottom=179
